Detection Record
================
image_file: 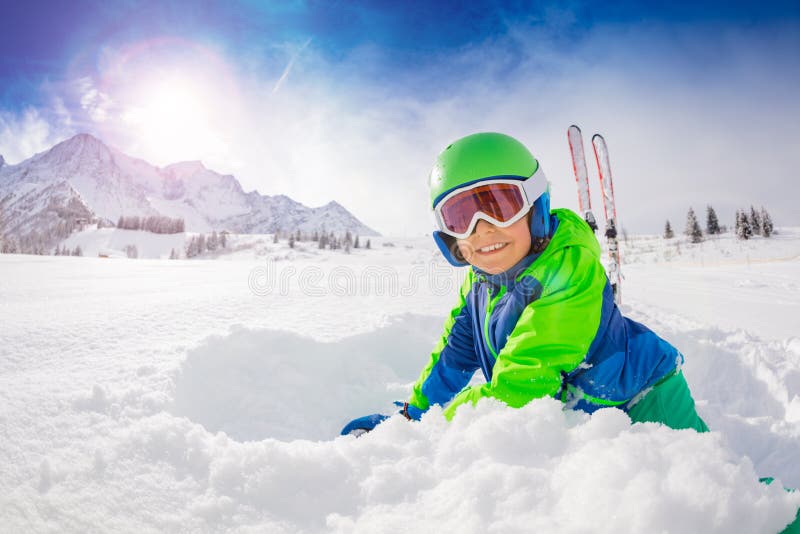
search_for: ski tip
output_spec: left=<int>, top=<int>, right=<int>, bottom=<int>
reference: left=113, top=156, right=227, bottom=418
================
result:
left=568, top=124, right=581, bottom=132
left=592, top=133, right=605, bottom=141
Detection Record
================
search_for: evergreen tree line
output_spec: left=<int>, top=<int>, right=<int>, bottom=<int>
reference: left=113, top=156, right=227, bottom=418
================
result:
left=184, top=231, right=227, bottom=258
left=735, top=206, right=773, bottom=240
left=0, top=231, right=60, bottom=255
left=52, top=245, right=84, bottom=256
left=0, top=204, right=90, bottom=254
left=117, top=215, right=185, bottom=234
left=274, top=228, right=371, bottom=253
left=664, top=205, right=774, bottom=242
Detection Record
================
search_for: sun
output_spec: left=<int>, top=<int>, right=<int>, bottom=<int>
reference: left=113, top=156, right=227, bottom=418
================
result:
left=122, top=75, right=225, bottom=164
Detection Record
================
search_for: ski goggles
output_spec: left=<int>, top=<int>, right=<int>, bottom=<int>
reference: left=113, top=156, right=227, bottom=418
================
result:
left=433, top=168, right=548, bottom=239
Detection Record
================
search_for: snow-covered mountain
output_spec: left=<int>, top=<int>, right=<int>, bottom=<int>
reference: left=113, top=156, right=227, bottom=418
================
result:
left=0, top=133, right=378, bottom=244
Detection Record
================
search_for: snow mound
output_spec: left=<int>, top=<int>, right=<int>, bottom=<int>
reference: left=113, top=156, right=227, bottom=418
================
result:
left=171, top=315, right=441, bottom=441
left=623, top=303, right=800, bottom=487
left=112, top=399, right=800, bottom=533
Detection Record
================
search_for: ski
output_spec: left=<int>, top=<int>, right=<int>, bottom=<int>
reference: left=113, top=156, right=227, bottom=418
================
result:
left=591, top=133, right=621, bottom=305
left=567, top=125, right=598, bottom=232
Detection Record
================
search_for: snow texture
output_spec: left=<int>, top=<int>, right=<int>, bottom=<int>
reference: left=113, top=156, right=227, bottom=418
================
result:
left=1, top=229, right=800, bottom=532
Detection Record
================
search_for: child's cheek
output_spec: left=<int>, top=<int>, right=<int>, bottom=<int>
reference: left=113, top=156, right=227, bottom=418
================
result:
left=457, top=240, right=475, bottom=261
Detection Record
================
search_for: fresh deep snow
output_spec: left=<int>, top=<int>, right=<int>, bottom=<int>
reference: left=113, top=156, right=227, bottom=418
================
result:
left=1, top=229, right=800, bottom=532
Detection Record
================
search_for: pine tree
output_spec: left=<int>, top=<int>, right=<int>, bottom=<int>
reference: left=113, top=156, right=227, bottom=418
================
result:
left=208, top=231, right=219, bottom=251
left=185, top=236, right=197, bottom=258
left=705, top=205, right=720, bottom=235
left=354, top=235, right=360, bottom=248
left=220, top=232, right=227, bottom=248
left=366, top=239, right=371, bottom=250
left=760, top=207, right=774, bottom=237
left=749, top=206, right=762, bottom=236
left=736, top=210, right=752, bottom=240
left=288, top=234, right=295, bottom=249
left=169, top=248, right=178, bottom=260
left=663, top=220, right=674, bottom=239
left=273, top=232, right=279, bottom=244
left=734, top=210, right=741, bottom=236
left=685, top=208, right=703, bottom=243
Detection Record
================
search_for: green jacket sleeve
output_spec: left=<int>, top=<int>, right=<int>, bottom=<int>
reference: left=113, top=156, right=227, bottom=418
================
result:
left=442, top=243, right=606, bottom=420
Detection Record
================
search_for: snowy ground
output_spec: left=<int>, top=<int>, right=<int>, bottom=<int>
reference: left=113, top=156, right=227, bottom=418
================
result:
left=1, top=228, right=799, bottom=532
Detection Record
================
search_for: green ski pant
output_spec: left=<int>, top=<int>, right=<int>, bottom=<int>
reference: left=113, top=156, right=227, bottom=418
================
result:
left=627, top=371, right=709, bottom=432
left=627, top=371, right=799, bottom=533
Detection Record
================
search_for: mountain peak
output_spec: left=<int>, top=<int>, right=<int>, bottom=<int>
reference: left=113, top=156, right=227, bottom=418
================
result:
left=62, top=132, right=106, bottom=148
left=41, top=132, right=112, bottom=166
left=324, top=200, right=346, bottom=210
left=165, top=160, right=208, bottom=177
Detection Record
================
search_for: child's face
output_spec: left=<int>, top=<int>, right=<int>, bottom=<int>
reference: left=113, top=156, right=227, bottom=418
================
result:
left=456, top=214, right=532, bottom=274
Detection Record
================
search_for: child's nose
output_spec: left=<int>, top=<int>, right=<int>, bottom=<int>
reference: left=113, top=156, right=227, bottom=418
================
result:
left=474, top=219, right=495, bottom=235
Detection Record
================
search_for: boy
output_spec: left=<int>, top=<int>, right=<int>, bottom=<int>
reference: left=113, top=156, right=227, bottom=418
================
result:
left=341, top=132, right=708, bottom=435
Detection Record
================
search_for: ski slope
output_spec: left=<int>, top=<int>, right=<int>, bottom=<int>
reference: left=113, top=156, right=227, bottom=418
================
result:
left=1, top=229, right=799, bottom=533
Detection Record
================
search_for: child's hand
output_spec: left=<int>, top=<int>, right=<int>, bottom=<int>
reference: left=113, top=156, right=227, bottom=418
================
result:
left=341, top=402, right=422, bottom=436
left=340, top=414, right=388, bottom=436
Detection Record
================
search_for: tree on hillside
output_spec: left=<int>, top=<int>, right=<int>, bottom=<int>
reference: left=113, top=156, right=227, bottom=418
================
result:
left=354, top=235, right=360, bottom=248
left=366, top=239, right=371, bottom=249
left=663, top=220, right=674, bottom=239
left=705, top=205, right=721, bottom=235
left=685, top=208, right=703, bottom=243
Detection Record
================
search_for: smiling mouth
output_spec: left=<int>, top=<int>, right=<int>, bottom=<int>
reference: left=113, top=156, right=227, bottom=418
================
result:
left=477, top=242, right=508, bottom=254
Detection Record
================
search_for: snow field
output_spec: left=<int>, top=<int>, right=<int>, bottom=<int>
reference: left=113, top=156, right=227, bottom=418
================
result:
left=2, top=229, right=800, bottom=532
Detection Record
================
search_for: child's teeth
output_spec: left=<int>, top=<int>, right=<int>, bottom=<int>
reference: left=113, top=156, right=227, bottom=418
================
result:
left=480, top=243, right=506, bottom=252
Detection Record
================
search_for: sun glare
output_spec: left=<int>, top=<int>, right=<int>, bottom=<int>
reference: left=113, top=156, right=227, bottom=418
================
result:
left=122, top=77, right=223, bottom=163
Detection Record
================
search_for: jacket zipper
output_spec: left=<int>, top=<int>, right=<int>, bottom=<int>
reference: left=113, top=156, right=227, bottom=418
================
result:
left=483, top=284, right=506, bottom=360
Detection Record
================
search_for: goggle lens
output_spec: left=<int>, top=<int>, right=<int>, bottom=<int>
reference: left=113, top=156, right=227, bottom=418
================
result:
left=439, top=182, right=527, bottom=236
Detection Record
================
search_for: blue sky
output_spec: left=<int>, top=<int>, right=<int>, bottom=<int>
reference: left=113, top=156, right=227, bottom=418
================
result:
left=1, top=1, right=799, bottom=235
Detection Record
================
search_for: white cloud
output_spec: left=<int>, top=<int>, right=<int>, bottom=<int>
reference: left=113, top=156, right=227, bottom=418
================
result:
left=0, top=107, right=68, bottom=164
left=76, top=77, right=113, bottom=123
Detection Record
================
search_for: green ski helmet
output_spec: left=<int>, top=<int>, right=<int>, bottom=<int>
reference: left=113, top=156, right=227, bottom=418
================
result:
left=429, top=132, right=551, bottom=266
